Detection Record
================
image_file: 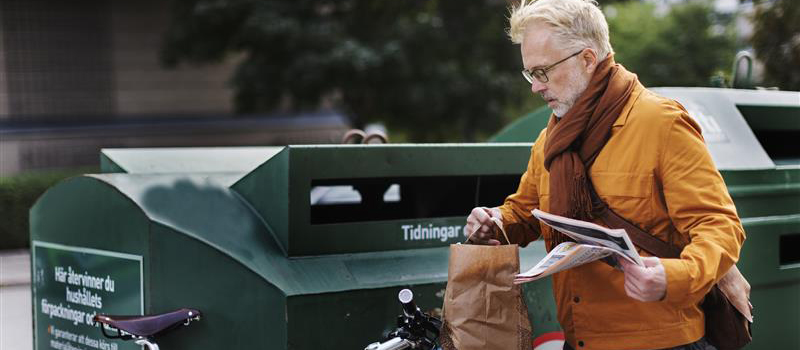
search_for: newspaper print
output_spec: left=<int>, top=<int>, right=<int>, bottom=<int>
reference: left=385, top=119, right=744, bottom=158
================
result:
left=513, top=209, right=644, bottom=284
left=532, top=209, right=644, bottom=266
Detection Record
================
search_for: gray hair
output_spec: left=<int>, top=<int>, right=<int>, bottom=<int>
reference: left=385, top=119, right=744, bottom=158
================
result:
left=508, top=0, right=613, bottom=59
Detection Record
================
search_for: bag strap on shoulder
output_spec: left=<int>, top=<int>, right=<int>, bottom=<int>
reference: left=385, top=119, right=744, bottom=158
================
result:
left=588, top=183, right=681, bottom=258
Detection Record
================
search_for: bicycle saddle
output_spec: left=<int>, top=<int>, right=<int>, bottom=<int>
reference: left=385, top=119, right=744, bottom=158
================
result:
left=93, top=308, right=201, bottom=337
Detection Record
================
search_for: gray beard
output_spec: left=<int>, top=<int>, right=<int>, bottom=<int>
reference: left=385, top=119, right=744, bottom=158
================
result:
left=552, top=69, right=590, bottom=118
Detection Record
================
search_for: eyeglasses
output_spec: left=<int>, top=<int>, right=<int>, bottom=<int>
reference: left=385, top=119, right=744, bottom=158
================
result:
left=521, top=50, right=584, bottom=84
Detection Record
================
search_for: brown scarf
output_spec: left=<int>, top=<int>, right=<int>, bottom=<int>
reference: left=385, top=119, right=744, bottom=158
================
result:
left=542, top=55, right=638, bottom=248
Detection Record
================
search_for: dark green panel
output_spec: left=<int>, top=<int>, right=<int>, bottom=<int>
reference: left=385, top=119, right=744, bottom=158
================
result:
left=232, top=148, right=290, bottom=254
left=149, top=223, right=287, bottom=350
left=745, top=282, right=800, bottom=349
left=297, top=217, right=470, bottom=256
left=490, top=105, right=551, bottom=143
left=737, top=217, right=800, bottom=350
left=738, top=217, right=800, bottom=287
left=29, top=176, right=150, bottom=262
left=720, top=168, right=800, bottom=190
left=29, top=176, right=151, bottom=350
left=287, top=145, right=530, bottom=256
left=522, top=277, right=561, bottom=336
left=722, top=168, right=800, bottom=218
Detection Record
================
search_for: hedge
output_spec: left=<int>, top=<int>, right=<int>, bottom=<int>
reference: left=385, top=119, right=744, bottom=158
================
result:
left=0, top=167, right=97, bottom=250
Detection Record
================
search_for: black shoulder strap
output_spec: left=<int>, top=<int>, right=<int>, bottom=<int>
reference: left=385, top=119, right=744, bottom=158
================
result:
left=588, top=183, right=682, bottom=259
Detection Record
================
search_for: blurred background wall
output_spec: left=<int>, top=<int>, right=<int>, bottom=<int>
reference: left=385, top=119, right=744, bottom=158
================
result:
left=0, top=0, right=349, bottom=176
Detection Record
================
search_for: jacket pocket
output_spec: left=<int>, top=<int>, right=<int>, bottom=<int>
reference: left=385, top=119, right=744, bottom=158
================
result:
left=590, top=172, right=656, bottom=230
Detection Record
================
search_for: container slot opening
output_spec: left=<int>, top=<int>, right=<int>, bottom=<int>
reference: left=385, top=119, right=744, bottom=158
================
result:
left=736, top=105, right=800, bottom=164
left=779, top=233, right=800, bottom=269
left=310, top=175, right=519, bottom=224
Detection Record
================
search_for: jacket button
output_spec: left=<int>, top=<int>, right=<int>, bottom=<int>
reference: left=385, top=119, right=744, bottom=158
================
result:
left=578, top=340, right=585, bottom=347
left=573, top=296, right=580, bottom=303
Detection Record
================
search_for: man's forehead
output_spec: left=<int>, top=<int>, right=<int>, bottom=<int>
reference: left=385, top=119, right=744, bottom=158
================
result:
left=520, top=24, right=559, bottom=67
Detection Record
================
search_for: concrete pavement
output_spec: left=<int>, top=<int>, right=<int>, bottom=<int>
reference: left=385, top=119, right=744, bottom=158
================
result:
left=0, top=250, right=32, bottom=350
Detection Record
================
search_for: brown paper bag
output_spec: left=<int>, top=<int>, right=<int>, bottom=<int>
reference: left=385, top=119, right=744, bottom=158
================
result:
left=440, top=243, right=532, bottom=350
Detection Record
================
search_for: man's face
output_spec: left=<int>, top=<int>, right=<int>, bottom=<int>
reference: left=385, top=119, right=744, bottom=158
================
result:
left=520, top=23, right=591, bottom=117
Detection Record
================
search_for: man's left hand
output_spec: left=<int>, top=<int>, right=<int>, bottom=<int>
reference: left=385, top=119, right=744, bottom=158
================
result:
left=619, top=257, right=667, bottom=302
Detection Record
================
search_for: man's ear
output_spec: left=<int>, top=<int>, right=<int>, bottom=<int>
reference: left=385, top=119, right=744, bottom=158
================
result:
left=581, top=48, right=599, bottom=74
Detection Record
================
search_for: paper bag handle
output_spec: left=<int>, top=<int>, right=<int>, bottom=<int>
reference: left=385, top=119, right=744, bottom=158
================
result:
left=463, top=216, right=511, bottom=244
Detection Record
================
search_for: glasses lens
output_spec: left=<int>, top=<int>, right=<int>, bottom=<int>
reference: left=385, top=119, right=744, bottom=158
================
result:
left=533, top=69, right=548, bottom=83
left=522, top=70, right=533, bottom=84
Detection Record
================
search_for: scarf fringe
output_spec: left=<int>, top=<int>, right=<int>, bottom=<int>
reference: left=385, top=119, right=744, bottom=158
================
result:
left=569, top=174, right=594, bottom=221
left=544, top=174, right=594, bottom=251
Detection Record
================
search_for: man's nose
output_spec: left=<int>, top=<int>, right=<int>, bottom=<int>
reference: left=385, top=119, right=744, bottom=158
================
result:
left=530, top=80, right=546, bottom=94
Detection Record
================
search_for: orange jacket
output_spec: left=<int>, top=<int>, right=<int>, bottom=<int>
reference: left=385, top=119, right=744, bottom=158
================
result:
left=499, top=82, right=745, bottom=350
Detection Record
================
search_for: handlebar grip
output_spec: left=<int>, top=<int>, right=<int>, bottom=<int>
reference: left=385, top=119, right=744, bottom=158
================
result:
left=364, top=337, right=412, bottom=350
left=398, top=289, right=418, bottom=318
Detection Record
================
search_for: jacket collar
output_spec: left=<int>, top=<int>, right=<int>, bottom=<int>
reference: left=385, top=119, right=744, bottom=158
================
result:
left=613, top=81, right=645, bottom=127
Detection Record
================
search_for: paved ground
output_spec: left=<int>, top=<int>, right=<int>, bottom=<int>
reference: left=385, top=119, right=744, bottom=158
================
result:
left=0, top=250, right=32, bottom=350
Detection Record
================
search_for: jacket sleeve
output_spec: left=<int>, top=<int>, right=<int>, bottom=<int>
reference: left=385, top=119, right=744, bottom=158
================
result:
left=498, top=131, right=546, bottom=247
left=657, top=109, right=746, bottom=307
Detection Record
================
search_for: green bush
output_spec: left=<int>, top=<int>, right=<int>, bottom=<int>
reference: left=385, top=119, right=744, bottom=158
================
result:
left=0, top=167, right=96, bottom=250
left=606, top=0, right=738, bottom=88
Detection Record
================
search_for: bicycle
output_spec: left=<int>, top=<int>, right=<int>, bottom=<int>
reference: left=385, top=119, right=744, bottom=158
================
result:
left=364, top=289, right=442, bottom=350
left=92, top=308, right=201, bottom=350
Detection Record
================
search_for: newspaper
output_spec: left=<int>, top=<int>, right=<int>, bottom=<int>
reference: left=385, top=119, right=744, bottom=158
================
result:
left=514, top=209, right=644, bottom=284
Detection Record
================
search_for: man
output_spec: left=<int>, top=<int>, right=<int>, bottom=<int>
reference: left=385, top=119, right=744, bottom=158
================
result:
left=464, top=0, right=745, bottom=349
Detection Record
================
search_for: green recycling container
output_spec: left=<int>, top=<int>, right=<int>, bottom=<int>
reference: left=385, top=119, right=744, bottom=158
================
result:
left=30, top=144, right=560, bottom=350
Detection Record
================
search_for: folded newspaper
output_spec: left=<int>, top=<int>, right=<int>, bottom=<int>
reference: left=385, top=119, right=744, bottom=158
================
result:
left=513, top=209, right=644, bottom=284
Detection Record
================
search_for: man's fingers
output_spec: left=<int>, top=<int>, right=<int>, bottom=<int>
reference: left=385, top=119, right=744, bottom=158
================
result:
left=625, top=274, right=648, bottom=301
left=467, top=236, right=501, bottom=246
left=464, top=223, right=476, bottom=237
left=624, top=280, right=636, bottom=299
left=622, top=261, right=646, bottom=280
left=465, top=221, right=491, bottom=237
left=621, top=258, right=647, bottom=300
left=482, top=207, right=502, bottom=220
left=619, top=257, right=641, bottom=275
left=642, top=256, right=661, bottom=268
left=471, top=207, right=491, bottom=223
left=464, top=223, right=497, bottom=245
left=465, top=207, right=506, bottom=245
left=626, top=276, right=645, bottom=295
left=621, top=257, right=666, bottom=302
left=624, top=278, right=641, bottom=300
left=625, top=282, right=645, bottom=302
left=466, top=214, right=481, bottom=227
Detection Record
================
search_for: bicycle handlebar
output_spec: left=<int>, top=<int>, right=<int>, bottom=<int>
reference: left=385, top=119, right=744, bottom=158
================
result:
left=364, top=288, right=441, bottom=350
left=364, top=337, right=413, bottom=350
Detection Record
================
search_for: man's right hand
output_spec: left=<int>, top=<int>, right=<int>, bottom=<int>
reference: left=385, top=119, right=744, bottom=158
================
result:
left=465, top=207, right=503, bottom=245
